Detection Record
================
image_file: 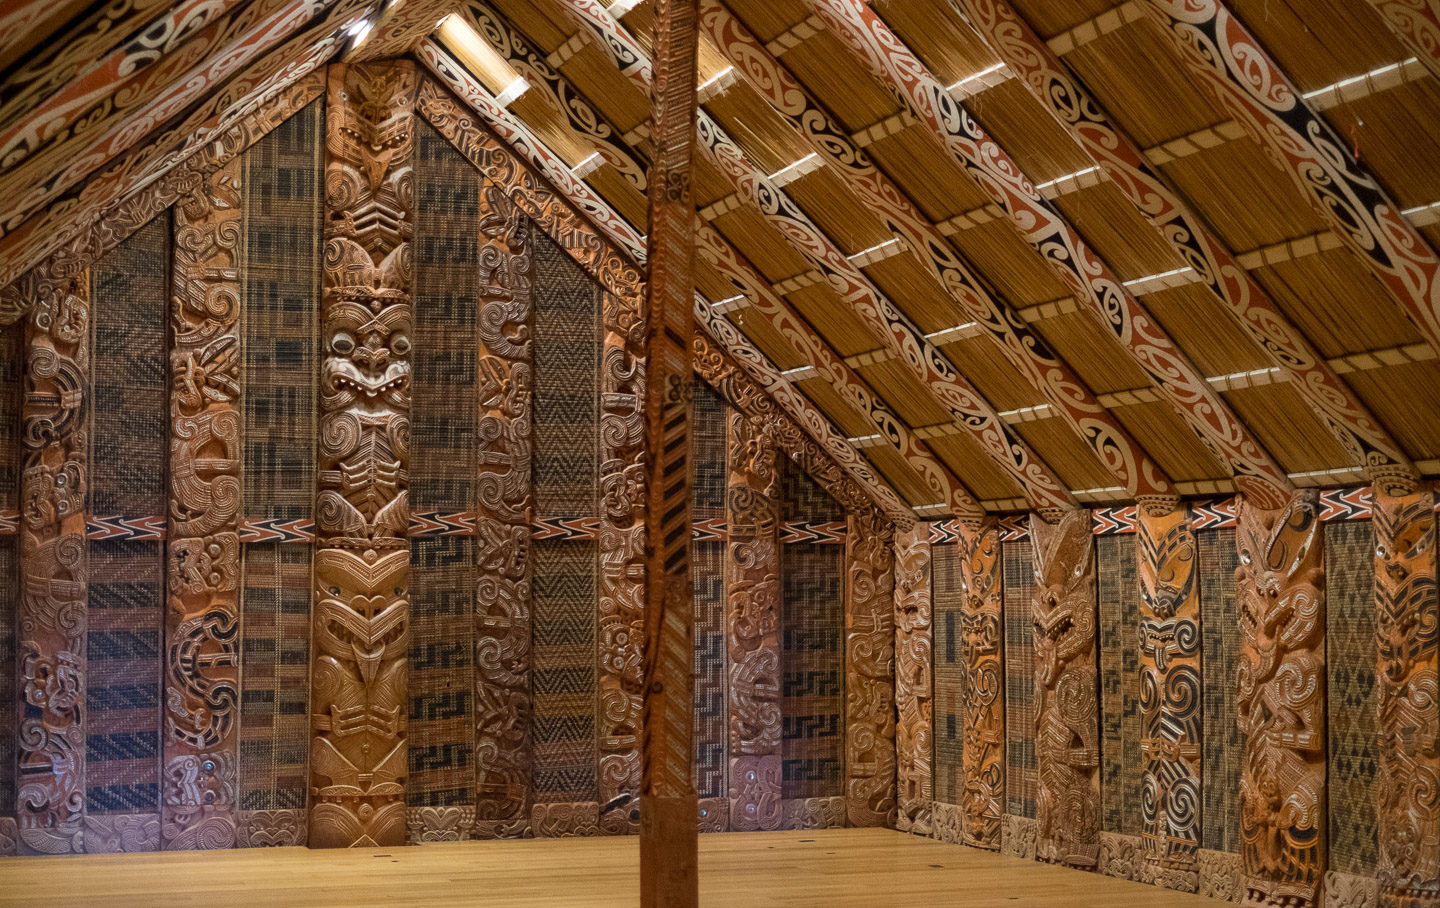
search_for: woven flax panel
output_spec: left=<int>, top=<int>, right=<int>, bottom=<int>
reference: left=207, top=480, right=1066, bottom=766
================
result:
left=1200, top=528, right=1242, bottom=852
left=0, top=324, right=20, bottom=818
left=1097, top=534, right=1143, bottom=834
left=239, top=103, right=320, bottom=810
left=1326, top=519, right=1379, bottom=875
left=780, top=464, right=845, bottom=800
left=693, top=382, right=728, bottom=800
left=86, top=216, right=168, bottom=814
left=1004, top=539, right=1037, bottom=819
left=531, top=229, right=600, bottom=803
left=932, top=541, right=965, bottom=806
left=407, top=121, right=480, bottom=809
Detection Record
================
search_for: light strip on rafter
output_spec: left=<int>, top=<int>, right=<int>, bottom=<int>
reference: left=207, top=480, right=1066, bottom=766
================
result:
left=437, top=13, right=528, bottom=104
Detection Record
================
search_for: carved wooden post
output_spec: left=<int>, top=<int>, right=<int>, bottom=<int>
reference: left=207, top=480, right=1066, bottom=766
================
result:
left=845, top=507, right=896, bottom=827
left=163, top=160, right=244, bottom=850
left=639, top=0, right=698, bottom=899
left=1374, top=486, right=1439, bottom=908
left=308, top=62, right=417, bottom=849
left=958, top=518, right=1003, bottom=850
left=472, top=185, right=534, bottom=840
left=895, top=522, right=933, bottom=835
left=1030, top=509, right=1100, bottom=869
left=1235, top=491, right=1325, bottom=907
left=726, top=412, right=781, bottom=832
left=1136, top=505, right=1201, bottom=890
left=15, top=272, right=89, bottom=855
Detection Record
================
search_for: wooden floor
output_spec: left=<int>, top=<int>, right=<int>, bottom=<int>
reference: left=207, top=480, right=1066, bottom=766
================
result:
left=0, top=829, right=1218, bottom=907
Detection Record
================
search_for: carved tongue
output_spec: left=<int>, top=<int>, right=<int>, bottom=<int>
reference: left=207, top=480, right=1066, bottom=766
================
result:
left=352, top=642, right=384, bottom=684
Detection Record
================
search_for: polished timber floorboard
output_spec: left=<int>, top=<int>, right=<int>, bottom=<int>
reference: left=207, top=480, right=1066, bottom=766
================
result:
left=0, top=828, right=1216, bottom=907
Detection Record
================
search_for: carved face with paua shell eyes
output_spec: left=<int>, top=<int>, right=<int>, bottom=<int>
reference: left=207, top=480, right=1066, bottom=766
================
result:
left=1375, top=495, right=1438, bottom=685
left=321, top=292, right=411, bottom=413
left=1032, top=515, right=1095, bottom=689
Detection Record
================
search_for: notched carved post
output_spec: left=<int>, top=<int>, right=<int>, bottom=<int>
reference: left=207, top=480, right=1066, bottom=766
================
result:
left=1374, top=486, right=1439, bottom=908
left=309, top=62, right=418, bottom=849
left=15, top=271, right=89, bottom=855
left=895, top=522, right=933, bottom=835
left=1235, top=491, right=1325, bottom=907
left=958, top=518, right=1003, bottom=850
left=472, top=185, right=534, bottom=840
left=727, top=411, right=781, bottom=833
left=163, top=158, right=244, bottom=850
left=1136, top=505, right=1201, bottom=890
left=846, top=508, right=896, bottom=827
left=1031, top=509, right=1100, bottom=869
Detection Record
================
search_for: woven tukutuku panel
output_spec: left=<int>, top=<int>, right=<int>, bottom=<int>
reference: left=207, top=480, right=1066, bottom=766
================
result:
left=0, top=324, right=18, bottom=820
left=780, top=463, right=845, bottom=800
left=1097, top=534, right=1142, bottom=834
left=86, top=215, right=168, bottom=815
left=693, top=381, right=728, bottom=800
left=407, top=121, right=480, bottom=809
left=238, top=103, right=320, bottom=812
left=1325, top=519, right=1379, bottom=875
left=531, top=228, right=600, bottom=804
left=932, top=541, right=965, bottom=806
left=1004, top=538, right=1037, bottom=819
left=1199, top=527, right=1242, bottom=852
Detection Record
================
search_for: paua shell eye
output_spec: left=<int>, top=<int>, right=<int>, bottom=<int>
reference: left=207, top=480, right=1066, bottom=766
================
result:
left=332, top=331, right=355, bottom=355
left=390, top=333, right=411, bottom=356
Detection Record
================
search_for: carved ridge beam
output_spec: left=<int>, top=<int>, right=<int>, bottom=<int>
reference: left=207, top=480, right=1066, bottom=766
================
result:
left=554, top=0, right=1077, bottom=514
left=414, top=43, right=913, bottom=522
left=799, top=0, right=1294, bottom=511
left=956, top=0, right=1417, bottom=494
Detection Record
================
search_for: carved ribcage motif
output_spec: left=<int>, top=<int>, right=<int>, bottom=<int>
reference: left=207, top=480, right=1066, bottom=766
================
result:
left=309, top=62, right=417, bottom=849
left=1236, top=492, right=1325, bottom=908
left=958, top=520, right=1003, bottom=850
left=1030, top=510, right=1100, bottom=870
left=895, top=523, right=933, bottom=835
left=846, top=508, right=896, bottom=827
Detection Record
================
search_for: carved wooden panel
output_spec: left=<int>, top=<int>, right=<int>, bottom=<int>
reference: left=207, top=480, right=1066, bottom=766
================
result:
left=895, top=522, right=933, bottom=835
left=309, top=62, right=418, bottom=849
left=958, top=519, right=1004, bottom=850
left=237, top=809, right=306, bottom=848
left=472, top=184, right=535, bottom=840
left=162, top=157, right=243, bottom=851
left=727, top=411, right=781, bottom=832
left=1236, top=491, right=1326, bottom=907
left=1136, top=505, right=1201, bottom=890
left=14, top=270, right=89, bottom=855
left=1374, top=487, right=1439, bottom=908
left=846, top=508, right=896, bottom=827
left=1030, top=510, right=1100, bottom=869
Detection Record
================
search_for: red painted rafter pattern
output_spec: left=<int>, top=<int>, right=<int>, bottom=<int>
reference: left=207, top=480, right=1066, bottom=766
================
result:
left=799, top=0, right=1294, bottom=511
left=958, top=0, right=1418, bottom=496
left=1365, top=0, right=1440, bottom=81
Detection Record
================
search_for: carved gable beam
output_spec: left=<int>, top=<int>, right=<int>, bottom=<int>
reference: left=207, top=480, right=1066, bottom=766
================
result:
left=1364, top=1, right=1440, bottom=85
left=349, top=0, right=462, bottom=59
left=1140, top=0, right=1440, bottom=362
left=956, top=0, right=1418, bottom=497
left=694, top=0, right=1173, bottom=508
left=799, top=0, right=1295, bottom=511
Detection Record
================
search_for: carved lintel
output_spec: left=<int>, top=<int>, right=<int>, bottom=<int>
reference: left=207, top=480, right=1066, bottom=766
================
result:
left=958, top=518, right=1003, bottom=851
left=895, top=522, right=933, bottom=836
left=845, top=509, right=896, bottom=827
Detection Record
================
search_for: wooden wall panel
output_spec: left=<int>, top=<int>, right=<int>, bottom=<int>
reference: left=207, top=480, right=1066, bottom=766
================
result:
left=845, top=508, right=896, bottom=828
left=958, top=520, right=1003, bottom=851
left=0, top=323, right=20, bottom=856
left=895, top=523, right=933, bottom=835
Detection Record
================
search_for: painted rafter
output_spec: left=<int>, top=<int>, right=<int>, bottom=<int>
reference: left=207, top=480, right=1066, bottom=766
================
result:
left=799, top=0, right=1295, bottom=511
left=953, top=0, right=1419, bottom=495
left=1365, top=0, right=1440, bottom=81
left=350, top=0, right=462, bottom=59
left=454, top=0, right=983, bottom=519
left=416, top=40, right=914, bottom=522
left=695, top=0, right=1174, bottom=507
left=554, top=0, right=1077, bottom=513
left=1140, top=0, right=1440, bottom=365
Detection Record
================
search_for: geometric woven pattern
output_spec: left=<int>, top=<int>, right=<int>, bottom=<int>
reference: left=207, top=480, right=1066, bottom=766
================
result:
left=1003, top=538, right=1037, bottom=819
left=1325, top=519, right=1379, bottom=875
left=531, top=540, right=598, bottom=803
left=931, top=541, right=965, bottom=806
left=1097, top=534, right=1142, bottom=834
left=693, top=383, right=728, bottom=800
left=1199, top=528, right=1241, bottom=853
left=693, top=380, right=727, bottom=521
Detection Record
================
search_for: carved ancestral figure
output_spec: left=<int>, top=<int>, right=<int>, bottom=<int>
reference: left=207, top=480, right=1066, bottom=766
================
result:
left=958, top=520, right=1003, bottom=850
left=894, top=524, right=933, bottom=835
left=1374, top=488, right=1439, bottom=908
left=1137, top=506, right=1201, bottom=890
left=1030, top=510, right=1100, bottom=869
left=309, top=62, right=417, bottom=849
left=844, top=508, right=896, bottom=828
left=1235, top=492, right=1325, bottom=908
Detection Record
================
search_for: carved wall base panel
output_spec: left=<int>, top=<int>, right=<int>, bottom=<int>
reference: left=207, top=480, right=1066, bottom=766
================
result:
left=83, top=814, right=160, bottom=854
left=1198, top=849, right=1244, bottom=903
left=237, top=810, right=306, bottom=847
left=531, top=801, right=600, bottom=837
left=727, top=412, right=781, bottom=832
left=16, top=270, right=89, bottom=856
left=895, top=523, right=933, bottom=836
left=1099, top=831, right=1141, bottom=881
left=697, top=798, right=729, bottom=833
left=0, top=818, right=16, bottom=856
left=309, top=61, right=418, bottom=850
left=1374, top=487, right=1440, bottom=908
left=780, top=797, right=846, bottom=830
left=1030, top=511, right=1100, bottom=870
left=473, top=175, right=535, bottom=835
left=163, top=155, right=244, bottom=852
left=846, top=509, right=896, bottom=827
left=407, top=806, right=475, bottom=844
left=1236, top=492, right=1326, bottom=908
left=958, top=519, right=1004, bottom=851
left=931, top=801, right=965, bottom=845
left=1136, top=505, right=1201, bottom=890
left=1002, top=813, right=1038, bottom=860
left=1328, top=872, right=1381, bottom=908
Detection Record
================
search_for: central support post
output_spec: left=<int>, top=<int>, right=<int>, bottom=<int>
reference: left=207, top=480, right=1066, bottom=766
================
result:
left=640, top=0, right=700, bottom=902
